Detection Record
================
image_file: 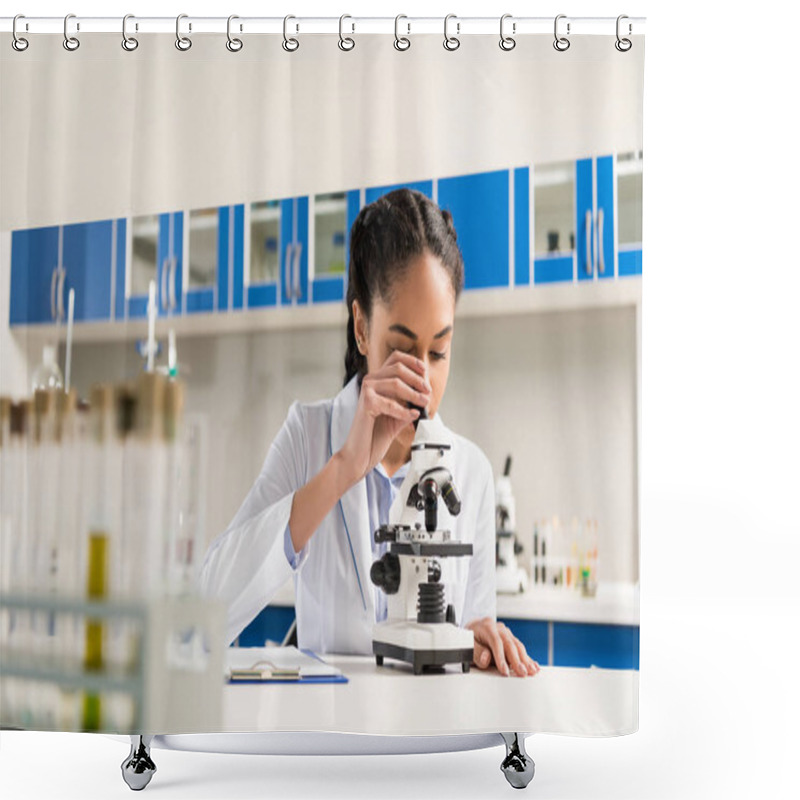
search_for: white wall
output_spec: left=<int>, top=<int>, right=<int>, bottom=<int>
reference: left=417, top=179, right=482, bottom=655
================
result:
left=65, top=305, right=639, bottom=584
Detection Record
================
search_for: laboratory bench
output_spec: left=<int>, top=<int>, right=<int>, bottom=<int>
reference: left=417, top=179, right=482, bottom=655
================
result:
left=239, top=581, right=640, bottom=671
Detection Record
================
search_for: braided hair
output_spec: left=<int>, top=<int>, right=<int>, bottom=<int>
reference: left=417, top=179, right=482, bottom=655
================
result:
left=343, top=188, right=464, bottom=386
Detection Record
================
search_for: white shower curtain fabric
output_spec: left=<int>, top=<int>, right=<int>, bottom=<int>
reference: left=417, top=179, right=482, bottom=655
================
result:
left=0, top=26, right=643, bottom=738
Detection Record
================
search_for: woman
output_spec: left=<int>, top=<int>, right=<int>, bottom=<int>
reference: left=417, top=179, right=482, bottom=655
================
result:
left=199, top=188, right=539, bottom=678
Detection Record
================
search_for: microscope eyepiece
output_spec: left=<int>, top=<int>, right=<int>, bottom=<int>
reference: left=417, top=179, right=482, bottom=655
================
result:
left=408, top=402, right=428, bottom=430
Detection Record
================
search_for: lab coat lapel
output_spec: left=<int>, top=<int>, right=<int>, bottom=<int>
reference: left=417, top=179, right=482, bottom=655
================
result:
left=330, top=376, right=374, bottom=618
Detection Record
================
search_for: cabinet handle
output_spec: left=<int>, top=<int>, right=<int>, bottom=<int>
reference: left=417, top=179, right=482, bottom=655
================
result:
left=292, top=241, right=302, bottom=299
left=168, top=256, right=177, bottom=310
left=284, top=243, right=294, bottom=303
left=584, top=209, right=593, bottom=275
left=56, top=268, right=66, bottom=321
left=50, top=267, right=58, bottom=320
left=597, top=207, right=605, bottom=275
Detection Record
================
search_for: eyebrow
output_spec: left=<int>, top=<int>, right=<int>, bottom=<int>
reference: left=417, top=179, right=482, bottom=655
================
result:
left=389, top=323, right=453, bottom=341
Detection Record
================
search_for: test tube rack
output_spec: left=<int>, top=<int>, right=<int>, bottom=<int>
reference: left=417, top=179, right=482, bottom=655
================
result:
left=0, top=592, right=225, bottom=735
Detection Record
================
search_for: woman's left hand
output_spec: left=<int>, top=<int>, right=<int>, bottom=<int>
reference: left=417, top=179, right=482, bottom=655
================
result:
left=466, top=617, right=540, bottom=677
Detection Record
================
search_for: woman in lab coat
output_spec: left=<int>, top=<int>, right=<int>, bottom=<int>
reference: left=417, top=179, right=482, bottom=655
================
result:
left=199, top=188, right=539, bottom=678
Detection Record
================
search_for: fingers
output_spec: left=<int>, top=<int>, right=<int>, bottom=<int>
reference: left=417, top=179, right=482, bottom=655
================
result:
left=498, top=623, right=539, bottom=677
left=384, top=350, right=428, bottom=380
left=362, top=386, right=420, bottom=424
left=369, top=375, right=430, bottom=409
left=478, top=620, right=508, bottom=676
left=473, top=641, right=492, bottom=669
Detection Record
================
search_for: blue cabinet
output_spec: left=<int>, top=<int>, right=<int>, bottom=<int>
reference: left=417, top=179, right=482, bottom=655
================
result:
left=528, top=153, right=642, bottom=285
left=438, top=170, right=510, bottom=290
left=242, top=198, right=307, bottom=309
left=500, top=617, right=639, bottom=670
left=10, top=221, right=116, bottom=326
left=120, top=212, right=183, bottom=320
left=309, top=190, right=360, bottom=304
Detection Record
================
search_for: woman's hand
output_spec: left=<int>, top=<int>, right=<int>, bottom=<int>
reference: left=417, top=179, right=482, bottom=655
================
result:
left=466, top=617, right=540, bottom=677
left=338, top=351, right=432, bottom=484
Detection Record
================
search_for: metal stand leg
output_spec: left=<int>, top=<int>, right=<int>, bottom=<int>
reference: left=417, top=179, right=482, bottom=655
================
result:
left=121, top=734, right=157, bottom=791
left=499, top=732, right=535, bottom=789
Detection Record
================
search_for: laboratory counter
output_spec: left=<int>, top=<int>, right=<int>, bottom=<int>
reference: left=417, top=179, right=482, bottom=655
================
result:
left=215, top=656, right=637, bottom=737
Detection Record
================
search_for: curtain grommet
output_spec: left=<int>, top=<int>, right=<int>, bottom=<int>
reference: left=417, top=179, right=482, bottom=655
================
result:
left=175, top=14, right=192, bottom=51
left=394, top=15, right=411, bottom=51
left=283, top=15, right=299, bottom=52
left=63, top=13, right=80, bottom=51
left=122, top=14, right=139, bottom=51
left=12, top=15, right=29, bottom=51
left=226, top=15, right=243, bottom=52
left=553, top=14, right=570, bottom=52
left=443, top=14, right=460, bottom=51
left=615, top=15, right=632, bottom=52
left=338, top=14, right=355, bottom=51
left=499, top=14, right=516, bottom=51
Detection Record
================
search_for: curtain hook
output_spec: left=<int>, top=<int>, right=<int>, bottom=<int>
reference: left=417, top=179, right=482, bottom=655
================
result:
left=12, top=14, right=29, bottom=52
left=175, top=14, right=192, bottom=51
left=443, top=13, right=460, bottom=51
left=553, top=14, right=570, bottom=52
left=339, top=14, right=355, bottom=51
left=394, top=15, right=411, bottom=51
left=227, top=15, right=243, bottom=52
left=499, top=14, right=516, bottom=51
left=283, top=15, right=299, bottom=52
left=63, top=13, right=80, bottom=51
left=615, top=15, right=632, bottom=52
left=122, top=14, right=139, bottom=51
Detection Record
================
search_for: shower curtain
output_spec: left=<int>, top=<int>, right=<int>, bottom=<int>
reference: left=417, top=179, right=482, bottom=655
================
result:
left=0, top=15, right=644, bottom=745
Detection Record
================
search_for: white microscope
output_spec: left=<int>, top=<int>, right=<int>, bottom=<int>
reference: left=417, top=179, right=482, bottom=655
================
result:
left=370, top=409, right=475, bottom=675
left=495, top=456, right=529, bottom=594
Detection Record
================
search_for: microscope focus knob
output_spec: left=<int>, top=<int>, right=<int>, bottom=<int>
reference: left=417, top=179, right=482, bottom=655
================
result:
left=370, top=552, right=401, bottom=594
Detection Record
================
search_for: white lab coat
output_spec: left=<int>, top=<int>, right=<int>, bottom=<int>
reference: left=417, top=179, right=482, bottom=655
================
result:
left=199, top=375, right=497, bottom=652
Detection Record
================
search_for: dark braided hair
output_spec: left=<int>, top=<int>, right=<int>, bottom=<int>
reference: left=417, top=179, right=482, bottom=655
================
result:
left=343, top=188, right=464, bottom=386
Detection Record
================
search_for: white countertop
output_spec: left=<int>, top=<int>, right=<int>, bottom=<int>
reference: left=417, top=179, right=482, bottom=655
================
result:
left=214, top=655, right=638, bottom=737
left=269, top=580, right=639, bottom=626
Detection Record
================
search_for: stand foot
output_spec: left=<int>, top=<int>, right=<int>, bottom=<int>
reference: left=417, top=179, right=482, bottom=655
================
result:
left=499, top=732, right=535, bottom=789
left=121, top=735, right=157, bottom=791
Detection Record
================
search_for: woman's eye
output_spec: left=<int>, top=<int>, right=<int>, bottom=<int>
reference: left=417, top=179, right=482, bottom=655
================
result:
left=430, top=351, right=447, bottom=361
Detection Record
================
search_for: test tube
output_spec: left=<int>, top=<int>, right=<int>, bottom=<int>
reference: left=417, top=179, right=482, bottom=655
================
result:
left=83, top=384, right=115, bottom=732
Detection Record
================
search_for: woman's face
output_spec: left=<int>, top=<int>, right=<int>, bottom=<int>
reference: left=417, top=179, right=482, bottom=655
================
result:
left=355, top=249, right=456, bottom=446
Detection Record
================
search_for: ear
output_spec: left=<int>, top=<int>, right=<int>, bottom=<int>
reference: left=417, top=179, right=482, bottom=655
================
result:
left=352, top=300, right=367, bottom=354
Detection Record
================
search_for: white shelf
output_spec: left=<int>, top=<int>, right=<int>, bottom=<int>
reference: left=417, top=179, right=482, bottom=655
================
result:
left=11, top=277, right=641, bottom=345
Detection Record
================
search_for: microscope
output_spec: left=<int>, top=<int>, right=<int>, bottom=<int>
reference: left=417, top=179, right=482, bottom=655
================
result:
left=370, top=409, right=475, bottom=675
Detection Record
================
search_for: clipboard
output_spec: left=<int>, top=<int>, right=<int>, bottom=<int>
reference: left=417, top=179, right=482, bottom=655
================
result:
left=226, top=646, right=348, bottom=684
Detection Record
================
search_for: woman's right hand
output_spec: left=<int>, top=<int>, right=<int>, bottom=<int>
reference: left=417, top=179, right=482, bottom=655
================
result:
left=338, top=351, right=432, bottom=485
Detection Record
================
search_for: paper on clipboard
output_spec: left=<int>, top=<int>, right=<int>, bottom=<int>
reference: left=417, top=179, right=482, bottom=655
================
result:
left=226, top=646, right=344, bottom=682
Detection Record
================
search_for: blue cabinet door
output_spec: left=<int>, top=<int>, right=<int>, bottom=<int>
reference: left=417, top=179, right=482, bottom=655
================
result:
left=62, top=221, right=114, bottom=322
left=438, top=170, right=510, bottom=290
left=10, top=226, right=60, bottom=325
left=280, top=197, right=309, bottom=306
left=310, top=189, right=360, bottom=304
left=184, top=208, right=228, bottom=314
left=123, top=213, right=176, bottom=320
left=553, top=622, right=639, bottom=670
left=576, top=158, right=595, bottom=281
left=10, top=222, right=115, bottom=326
left=595, top=155, right=615, bottom=280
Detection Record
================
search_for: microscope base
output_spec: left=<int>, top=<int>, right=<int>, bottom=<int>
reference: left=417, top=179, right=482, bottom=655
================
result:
left=372, top=622, right=475, bottom=675
left=374, top=640, right=475, bottom=675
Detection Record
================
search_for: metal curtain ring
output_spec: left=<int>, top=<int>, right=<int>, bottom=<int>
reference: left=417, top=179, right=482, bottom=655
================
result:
left=283, top=15, right=299, bottom=52
left=63, top=14, right=80, bottom=51
left=227, top=15, right=243, bottom=52
left=176, top=14, right=192, bottom=51
left=443, top=14, right=460, bottom=51
left=339, top=14, right=355, bottom=51
left=553, top=14, right=570, bottom=51
left=615, top=14, right=632, bottom=52
left=499, top=14, right=516, bottom=51
left=122, top=14, right=139, bottom=51
left=12, top=15, right=29, bottom=51
left=394, top=14, right=410, bottom=51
